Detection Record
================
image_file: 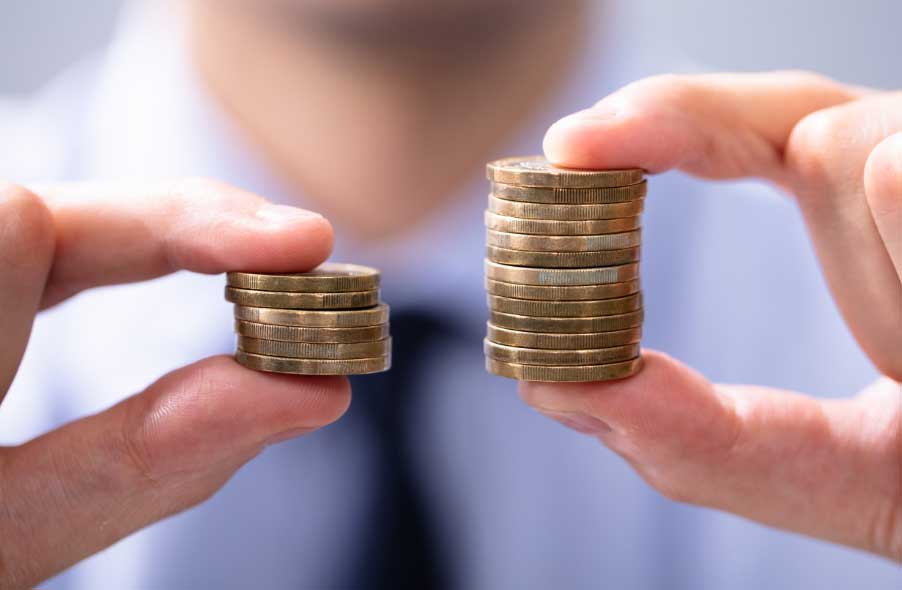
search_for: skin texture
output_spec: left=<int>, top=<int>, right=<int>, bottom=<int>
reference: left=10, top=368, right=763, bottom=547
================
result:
left=522, top=71, right=902, bottom=562
left=0, top=180, right=350, bottom=588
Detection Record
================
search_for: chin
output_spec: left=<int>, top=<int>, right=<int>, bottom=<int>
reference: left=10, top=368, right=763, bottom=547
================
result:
left=223, top=0, right=553, bottom=26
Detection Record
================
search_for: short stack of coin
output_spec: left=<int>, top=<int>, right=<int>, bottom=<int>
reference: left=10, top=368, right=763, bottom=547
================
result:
left=225, top=263, right=391, bottom=375
left=483, top=156, right=645, bottom=382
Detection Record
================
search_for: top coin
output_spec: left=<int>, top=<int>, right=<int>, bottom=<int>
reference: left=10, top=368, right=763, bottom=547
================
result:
left=227, top=262, right=380, bottom=293
left=486, top=156, right=644, bottom=188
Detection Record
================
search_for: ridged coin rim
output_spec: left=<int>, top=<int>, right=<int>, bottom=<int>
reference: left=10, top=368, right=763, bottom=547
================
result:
left=225, top=287, right=380, bottom=310
left=233, top=303, right=389, bottom=327
left=484, top=339, right=640, bottom=366
left=486, top=245, right=640, bottom=268
left=486, top=156, right=644, bottom=188
left=235, top=320, right=390, bottom=343
left=488, top=195, right=644, bottom=220
left=227, top=263, right=379, bottom=292
left=485, top=210, right=640, bottom=236
left=484, top=278, right=640, bottom=301
left=486, top=228, right=642, bottom=252
left=486, top=356, right=643, bottom=382
left=484, top=259, right=639, bottom=286
left=237, top=336, right=391, bottom=359
left=236, top=351, right=391, bottom=375
left=486, top=323, right=642, bottom=349
left=489, top=309, right=644, bottom=333
left=487, top=293, right=642, bottom=317
left=491, top=181, right=647, bottom=204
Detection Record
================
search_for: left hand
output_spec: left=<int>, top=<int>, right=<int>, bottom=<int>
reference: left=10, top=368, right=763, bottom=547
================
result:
left=519, top=71, right=902, bottom=561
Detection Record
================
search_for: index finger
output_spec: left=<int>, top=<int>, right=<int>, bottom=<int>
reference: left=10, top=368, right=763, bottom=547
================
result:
left=543, top=71, right=865, bottom=182
left=28, top=178, right=334, bottom=307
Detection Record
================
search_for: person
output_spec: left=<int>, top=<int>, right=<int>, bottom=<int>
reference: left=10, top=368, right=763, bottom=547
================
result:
left=0, top=0, right=899, bottom=587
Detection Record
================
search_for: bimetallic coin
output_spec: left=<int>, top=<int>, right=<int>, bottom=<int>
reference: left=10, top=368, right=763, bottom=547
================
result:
left=485, top=259, right=639, bottom=286
left=489, top=309, right=644, bottom=333
left=237, top=337, right=391, bottom=359
left=485, top=210, right=640, bottom=235
left=487, top=293, right=641, bottom=317
left=486, top=245, right=640, bottom=268
left=225, top=287, right=379, bottom=310
left=234, top=303, right=389, bottom=328
left=486, top=357, right=643, bottom=382
left=486, top=228, right=642, bottom=252
left=484, top=339, right=640, bottom=366
left=491, top=181, right=647, bottom=204
left=486, top=323, right=642, bottom=349
left=227, top=263, right=379, bottom=292
left=235, top=320, right=389, bottom=343
left=236, top=351, right=390, bottom=375
left=488, top=195, right=644, bottom=220
left=486, top=156, right=644, bottom=188
left=485, top=278, right=640, bottom=301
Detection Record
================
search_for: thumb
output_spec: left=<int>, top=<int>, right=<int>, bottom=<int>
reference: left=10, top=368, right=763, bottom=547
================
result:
left=519, top=351, right=902, bottom=560
left=0, top=356, right=350, bottom=587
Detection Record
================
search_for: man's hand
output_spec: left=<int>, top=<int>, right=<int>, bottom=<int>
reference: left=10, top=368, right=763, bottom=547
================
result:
left=521, top=72, right=902, bottom=560
left=0, top=179, right=351, bottom=588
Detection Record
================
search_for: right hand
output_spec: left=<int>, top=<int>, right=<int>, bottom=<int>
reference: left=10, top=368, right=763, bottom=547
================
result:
left=0, top=179, right=351, bottom=589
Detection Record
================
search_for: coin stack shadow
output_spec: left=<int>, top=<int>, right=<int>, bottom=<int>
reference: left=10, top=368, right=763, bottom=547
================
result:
left=483, top=156, right=645, bottom=382
left=225, top=263, right=391, bottom=375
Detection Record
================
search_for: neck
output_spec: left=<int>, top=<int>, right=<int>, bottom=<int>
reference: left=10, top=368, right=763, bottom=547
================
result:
left=190, top=1, right=589, bottom=240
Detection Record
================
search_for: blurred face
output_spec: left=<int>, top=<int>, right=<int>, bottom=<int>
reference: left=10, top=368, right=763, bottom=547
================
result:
left=213, top=0, right=562, bottom=42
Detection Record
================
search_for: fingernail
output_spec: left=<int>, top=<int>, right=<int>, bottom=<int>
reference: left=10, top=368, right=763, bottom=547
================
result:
left=539, top=410, right=612, bottom=435
left=256, top=204, right=323, bottom=226
left=264, top=427, right=313, bottom=446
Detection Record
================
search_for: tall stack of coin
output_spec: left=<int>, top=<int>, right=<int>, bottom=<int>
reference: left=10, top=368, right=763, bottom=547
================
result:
left=484, top=156, right=645, bottom=382
left=225, top=263, right=391, bottom=375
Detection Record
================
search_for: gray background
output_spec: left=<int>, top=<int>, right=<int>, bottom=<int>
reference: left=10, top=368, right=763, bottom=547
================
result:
left=1, top=0, right=901, bottom=94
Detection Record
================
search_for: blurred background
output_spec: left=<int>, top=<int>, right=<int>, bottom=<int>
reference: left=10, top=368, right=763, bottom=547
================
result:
left=2, top=0, right=902, bottom=94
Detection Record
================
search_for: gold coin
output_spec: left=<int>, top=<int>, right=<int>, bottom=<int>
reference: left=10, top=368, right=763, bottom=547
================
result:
left=486, top=156, right=644, bottom=188
left=491, top=181, right=647, bottom=204
left=484, top=259, right=639, bottom=286
left=488, top=195, right=644, bottom=220
left=485, top=210, right=640, bottom=235
left=486, top=357, right=643, bottom=382
left=486, top=228, right=642, bottom=252
left=487, top=293, right=641, bottom=317
left=484, top=339, right=640, bottom=366
left=489, top=309, right=644, bottom=333
left=225, top=287, right=379, bottom=310
left=235, top=320, right=389, bottom=343
left=486, top=245, right=640, bottom=268
left=237, top=337, right=391, bottom=359
left=234, top=303, right=389, bottom=327
left=236, top=351, right=390, bottom=375
left=227, top=263, right=379, bottom=292
left=487, top=323, right=642, bottom=349
left=485, top=278, right=640, bottom=301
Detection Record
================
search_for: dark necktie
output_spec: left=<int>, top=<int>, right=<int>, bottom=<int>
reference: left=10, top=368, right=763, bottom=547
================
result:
left=344, top=308, right=453, bottom=590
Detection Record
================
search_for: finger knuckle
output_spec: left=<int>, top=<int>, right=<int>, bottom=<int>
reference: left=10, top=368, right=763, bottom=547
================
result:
left=786, top=109, right=850, bottom=194
left=119, top=403, right=164, bottom=487
left=0, top=183, right=55, bottom=262
left=641, top=466, right=694, bottom=503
